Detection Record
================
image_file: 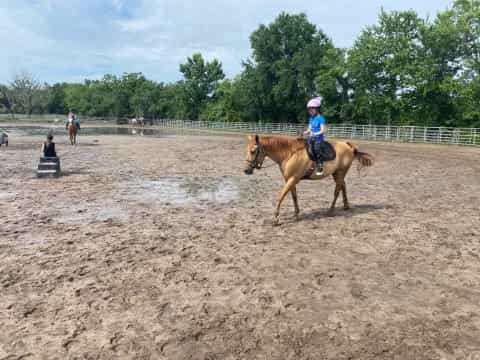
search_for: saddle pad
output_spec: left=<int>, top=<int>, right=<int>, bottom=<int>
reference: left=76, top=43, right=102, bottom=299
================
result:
left=305, top=140, right=336, bottom=162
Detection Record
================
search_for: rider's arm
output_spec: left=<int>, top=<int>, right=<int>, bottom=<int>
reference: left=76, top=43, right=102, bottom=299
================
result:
left=303, top=124, right=312, bottom=135
left=311, top=123, right=326, bottom=136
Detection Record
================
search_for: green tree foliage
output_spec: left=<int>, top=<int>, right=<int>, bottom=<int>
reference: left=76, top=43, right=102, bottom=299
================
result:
left=348, top=10, right=427, bottom=125
left=315, top=48, right=354, bottom=123
left=1, top=5, right=480, bottom=127
left=46, top=83, right=68, bottom=114
left=10, top=71, right=44, bottom=118
left=0, top=84, right=16, bottom=118
left=449, top=0, right=480, bottom=126
left=200, top=79, right=249, bottom=122
left=247, top=13, right=334, bottom=122
left=179, top=53, right=225, bottom=120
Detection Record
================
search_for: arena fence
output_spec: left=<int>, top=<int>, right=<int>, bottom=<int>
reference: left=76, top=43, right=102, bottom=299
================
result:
left=1, top=114, right=479, bottom=146
left=152, top=119, right=480, bottom=146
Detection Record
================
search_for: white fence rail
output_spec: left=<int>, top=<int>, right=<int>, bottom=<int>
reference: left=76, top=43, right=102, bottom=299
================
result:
left=1, top=114, right=478, bottom=146
left=153, top=119, right=480, bottom=146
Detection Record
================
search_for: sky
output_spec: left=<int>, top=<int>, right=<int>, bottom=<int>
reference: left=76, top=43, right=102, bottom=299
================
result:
left=0, top=0, right=453, bottom=84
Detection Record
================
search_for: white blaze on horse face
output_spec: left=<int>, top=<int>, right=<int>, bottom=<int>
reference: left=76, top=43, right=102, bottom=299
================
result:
left=246, top=141, right=257, bottom=162
left=244, top=137, right=258, bottom=173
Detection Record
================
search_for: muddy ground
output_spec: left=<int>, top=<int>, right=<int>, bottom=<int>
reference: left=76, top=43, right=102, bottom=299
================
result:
left=1, top=131, right=480, bottom=360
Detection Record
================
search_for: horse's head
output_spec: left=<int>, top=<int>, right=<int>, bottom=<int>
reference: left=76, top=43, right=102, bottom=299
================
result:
left=244, top=134, right=265, bottom=175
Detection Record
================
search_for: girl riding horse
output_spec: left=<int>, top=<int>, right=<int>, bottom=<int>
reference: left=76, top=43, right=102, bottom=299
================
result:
left=244, top=99, right=374, bottom=225
left=303, top=98, right=326, bottom=176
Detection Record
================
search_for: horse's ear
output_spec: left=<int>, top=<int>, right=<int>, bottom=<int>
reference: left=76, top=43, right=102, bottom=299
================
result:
left=255, top=134, right=259, bottom=144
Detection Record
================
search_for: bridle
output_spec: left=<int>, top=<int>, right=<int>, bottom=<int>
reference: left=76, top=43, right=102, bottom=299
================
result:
left=246, top=143, right=266, bottom=170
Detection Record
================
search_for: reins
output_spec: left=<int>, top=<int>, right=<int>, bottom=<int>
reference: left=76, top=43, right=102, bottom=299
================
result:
left=255, top=161, right=277, bottom=170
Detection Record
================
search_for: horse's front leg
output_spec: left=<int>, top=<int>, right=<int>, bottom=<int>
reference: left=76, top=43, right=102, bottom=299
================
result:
left=291, top=185, right=300, bottom=221
left=273, top=177, right=298, bottom=225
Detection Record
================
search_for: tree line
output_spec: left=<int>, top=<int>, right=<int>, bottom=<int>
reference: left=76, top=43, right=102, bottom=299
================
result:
left=1, top=0, right=479, bottom=127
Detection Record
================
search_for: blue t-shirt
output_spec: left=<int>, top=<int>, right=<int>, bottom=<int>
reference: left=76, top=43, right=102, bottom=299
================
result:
left=309, top=115, right=325, bottom=141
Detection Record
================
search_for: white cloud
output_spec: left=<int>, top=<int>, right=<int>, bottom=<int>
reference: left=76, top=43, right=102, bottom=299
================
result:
left=111, top=0, right=124, bottom=12
left=0, top=0, right=453, bottom=84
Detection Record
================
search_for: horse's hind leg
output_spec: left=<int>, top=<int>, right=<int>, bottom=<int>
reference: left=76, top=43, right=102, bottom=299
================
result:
left=291, top=185, right=300, bottom=220
left=330, top=170, right=350, bottom=213
left=340, top=166, right=352, bottom=210
left=342, top=181, right=350, bottom=210
left=328, top=183, right=342, bottom=215
left=328, top=172, right=343, bottom=215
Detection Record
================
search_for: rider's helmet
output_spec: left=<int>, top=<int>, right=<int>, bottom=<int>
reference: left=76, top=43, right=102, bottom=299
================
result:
left=307, top=98, right=322, bottom=109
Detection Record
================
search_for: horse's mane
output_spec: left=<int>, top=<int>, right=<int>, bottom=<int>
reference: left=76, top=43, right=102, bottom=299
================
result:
left=260, top=135, right=305, bottom=157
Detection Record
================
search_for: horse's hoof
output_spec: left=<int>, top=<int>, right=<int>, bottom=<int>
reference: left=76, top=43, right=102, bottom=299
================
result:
left=344, top=206, right=351, bottom=211
left=294, top=213, right=300, bottom=222
left=326, top=210, right=335, bottom=217
left=272, top=218, right=280, bottom=226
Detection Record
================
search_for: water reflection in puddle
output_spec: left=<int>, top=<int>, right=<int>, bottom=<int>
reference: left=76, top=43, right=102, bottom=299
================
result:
left=129, top=177, right=239, bottom=205
left=0, top=191, right=16, bottom=201
left=0, top=126, right=241, bottom=138
left=0, top=126, right=145, bottom=137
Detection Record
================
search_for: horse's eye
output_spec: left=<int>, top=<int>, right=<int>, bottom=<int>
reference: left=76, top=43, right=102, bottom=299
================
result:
left=250, top=149, right=256, bottom=154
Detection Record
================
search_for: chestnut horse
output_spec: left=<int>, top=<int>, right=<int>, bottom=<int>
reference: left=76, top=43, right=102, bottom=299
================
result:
left=68, top=123, right=77, bottom=145
left=244, top=135, right=374, bottom=225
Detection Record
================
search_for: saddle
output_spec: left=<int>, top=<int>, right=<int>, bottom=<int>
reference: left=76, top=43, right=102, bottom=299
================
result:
left=304, top=139, right=336, bottom=162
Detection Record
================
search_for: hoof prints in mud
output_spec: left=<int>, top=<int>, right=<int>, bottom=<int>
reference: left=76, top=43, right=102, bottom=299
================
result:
left=56, top=206, right=129, bottom=224
left=2, top=135, right=480, bottom=360
left=127, top=177, right=239, bottom=205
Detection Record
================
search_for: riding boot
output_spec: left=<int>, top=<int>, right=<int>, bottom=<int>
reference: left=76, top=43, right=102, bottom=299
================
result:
left=315, top=161, right=324, bottom=176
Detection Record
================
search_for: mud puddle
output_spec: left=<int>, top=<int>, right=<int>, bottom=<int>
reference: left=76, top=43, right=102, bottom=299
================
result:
left=127, top=177, right=239, bottom=205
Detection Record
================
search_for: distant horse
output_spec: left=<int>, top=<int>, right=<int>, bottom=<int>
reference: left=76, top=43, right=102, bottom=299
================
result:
left=131, top=117, right=145, bottom=126
left=0, top=132, right=8, bottom=147
left=244, top=135, right=374, bottom=225
left=68, top=123, right=77, bottom=145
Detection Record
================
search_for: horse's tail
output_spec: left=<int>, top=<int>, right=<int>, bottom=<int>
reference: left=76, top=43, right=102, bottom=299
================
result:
left=345, top=141, right=374, bottom=169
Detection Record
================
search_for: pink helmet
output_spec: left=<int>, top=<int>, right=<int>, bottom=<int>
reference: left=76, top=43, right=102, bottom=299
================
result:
left=307, top=98, right=322, bottom=108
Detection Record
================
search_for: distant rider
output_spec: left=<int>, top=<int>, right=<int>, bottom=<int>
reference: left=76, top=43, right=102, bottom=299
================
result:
left=66, top=111, right=80, bottom=130
left=303, top=98, right=327, bottom=176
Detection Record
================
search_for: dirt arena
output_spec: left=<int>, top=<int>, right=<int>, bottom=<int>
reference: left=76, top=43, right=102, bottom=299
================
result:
left=1, top=129, right=480, bottom=359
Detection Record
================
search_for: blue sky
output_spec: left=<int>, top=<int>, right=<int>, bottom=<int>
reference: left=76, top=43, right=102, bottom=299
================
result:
left=0, top=0, right=453, bottom=84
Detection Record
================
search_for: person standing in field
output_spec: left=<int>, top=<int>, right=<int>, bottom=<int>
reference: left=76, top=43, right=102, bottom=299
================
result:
left=42, top=133, right=58, bottom=158
left=0, top=132, right=8, bottom=147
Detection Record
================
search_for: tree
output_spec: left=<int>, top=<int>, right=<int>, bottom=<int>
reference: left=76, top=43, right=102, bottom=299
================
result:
left=179, top=53, right=225, bottom=120
left=10, top=71, right=43, bottom=118
left=46, top=83, right=68, bottom=114
left=0, top=84, right=17, bottom=119
left=348, top=10, right=426, bottom=125
left=200, top=79, right=249, bottom=122
left=316, top=48, right=354, bottom=123
left=247, top=13, right=334, bottom=122
left=448, top=0, right=480, bottom=125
